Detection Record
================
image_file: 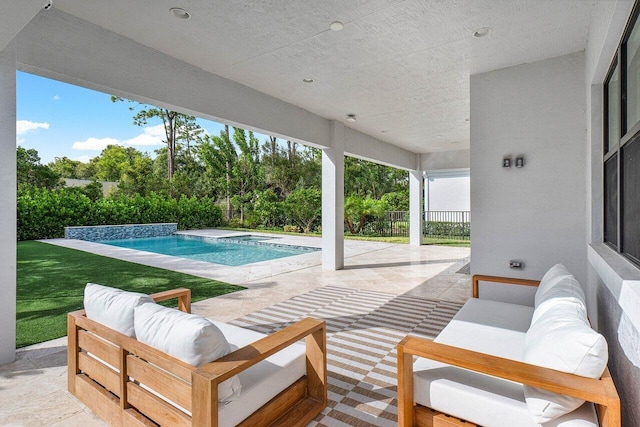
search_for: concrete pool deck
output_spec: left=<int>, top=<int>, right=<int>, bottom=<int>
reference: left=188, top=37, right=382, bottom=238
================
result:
left=1, top=231, right=471, bottom=425
left=44, top=229, right=471, bottom=320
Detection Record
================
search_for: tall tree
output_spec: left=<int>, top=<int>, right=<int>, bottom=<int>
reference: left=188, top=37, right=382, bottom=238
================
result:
left=16, top=147, right=61, bottom=189
left=111, top=96, right=202, bottom=180
left=231, top=128, right=262, bottom=223
left=199, top=128, right=238, bottom=219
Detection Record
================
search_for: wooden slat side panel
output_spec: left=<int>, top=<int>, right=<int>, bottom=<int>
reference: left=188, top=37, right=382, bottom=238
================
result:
left=74, top=373, right=156, bottom=427
left=78, top=330, right=120, bottom=368
left=237, top=377, right=307, bottom=427
left=268, top=397, right=325, bottom=427
left=78, top=352, right=120, bottom=396
left=127, top=382, right=191, bottom=427
left=125, top=339, right=194, bottom=382
left=127, top=355, right=192, bottom=412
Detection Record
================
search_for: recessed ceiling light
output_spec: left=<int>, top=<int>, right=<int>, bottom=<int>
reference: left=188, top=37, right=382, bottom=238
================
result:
left=345, top=114, right=357, bottom=123
left=330, top=21, right=344, bottom=31
left=302, top=78, right=314, bottom=83
left=472, top=27, right=491, bottom=38
left=170, top=7, right=190, bottom=19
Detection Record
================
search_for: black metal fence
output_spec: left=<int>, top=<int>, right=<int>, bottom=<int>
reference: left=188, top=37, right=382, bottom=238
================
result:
left=358, top=210, right=470, bottom=240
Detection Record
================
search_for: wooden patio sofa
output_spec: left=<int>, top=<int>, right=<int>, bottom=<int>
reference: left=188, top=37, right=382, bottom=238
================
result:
left=397, top=265, right=620, bottom=427
left=68, top=287, right=327, bottom=427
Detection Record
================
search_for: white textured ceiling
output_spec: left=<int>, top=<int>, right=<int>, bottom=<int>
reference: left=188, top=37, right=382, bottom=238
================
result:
left=53, top=0, right=595, bottom=154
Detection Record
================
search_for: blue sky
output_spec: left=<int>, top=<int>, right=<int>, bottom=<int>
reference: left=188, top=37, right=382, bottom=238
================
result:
left=16, top=71, right=233, bottom=164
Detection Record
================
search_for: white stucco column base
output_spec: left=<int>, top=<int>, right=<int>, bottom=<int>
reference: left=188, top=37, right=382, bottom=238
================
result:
left=0, top=41, right=17, bottom=365
left=409, top=169, right=424, bottom=247
left=322, top=121, right=345, bottom=270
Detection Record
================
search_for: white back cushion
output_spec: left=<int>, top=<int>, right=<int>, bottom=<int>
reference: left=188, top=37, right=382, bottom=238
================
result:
left=531, top=275, right=587, bottom=324
left=535, top=264, right=575, bottom=307
left=524, top=300, right=608, bottom=423
left=134, top=303, right=242, bottom=402
left=83, top=283, right=154, bottom=337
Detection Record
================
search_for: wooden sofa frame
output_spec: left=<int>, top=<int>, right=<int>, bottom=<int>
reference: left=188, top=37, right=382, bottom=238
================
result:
left=397, top=275, right=621, bottom=427
left=68, top=288, right=327, bottom=427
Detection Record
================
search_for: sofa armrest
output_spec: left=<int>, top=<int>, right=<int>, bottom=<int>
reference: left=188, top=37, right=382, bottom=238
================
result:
left=397, top=336, right=620, bottom=427
left=150, top=287, right=191, bottom=313
left=472, top=274, right=540, bottom=298
left=192, top=317, right=327, bottom=426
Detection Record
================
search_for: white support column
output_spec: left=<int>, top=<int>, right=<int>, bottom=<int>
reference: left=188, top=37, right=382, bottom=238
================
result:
left=0, top=41, right=17, bottom=365
left=409, top=168, right=424, bottom=247
left=322, top=121, right=345, bottom=270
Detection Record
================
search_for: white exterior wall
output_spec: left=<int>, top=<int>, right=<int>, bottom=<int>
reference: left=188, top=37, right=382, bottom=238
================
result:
left=0, top=41, right=17, bottom=365
left=425, top=170, right=470, bottom=212
left=470, top=52, right=587, bottom=285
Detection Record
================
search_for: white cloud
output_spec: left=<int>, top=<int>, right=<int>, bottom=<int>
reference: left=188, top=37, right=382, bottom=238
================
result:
left=17, top=120, right=50, bottom=135
left=122, top=124, right=165, bottom=146
left=53, top=95, right=60, bottom=101
left=72, top=137, right=120, bottom=150
left=72, top=124, right=166, bottom=151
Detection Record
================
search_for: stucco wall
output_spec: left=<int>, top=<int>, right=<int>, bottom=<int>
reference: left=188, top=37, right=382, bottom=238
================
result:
left=470, top=52, right=587, bottom=284
left=425, top=170, right=470, bottom=212
left=597, top=272, right=640, bottom=427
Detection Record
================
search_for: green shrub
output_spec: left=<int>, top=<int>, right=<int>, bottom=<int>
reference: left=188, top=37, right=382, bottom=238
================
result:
left=283, top=225, right=302, bottom=233
left=17, top=187, right=223, bottom=240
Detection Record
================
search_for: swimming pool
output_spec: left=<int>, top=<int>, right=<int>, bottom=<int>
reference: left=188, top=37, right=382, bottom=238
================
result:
left=99, top=235, right=319, bottom=267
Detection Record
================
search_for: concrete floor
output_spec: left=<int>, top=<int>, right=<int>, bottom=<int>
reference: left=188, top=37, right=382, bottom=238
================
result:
left=0, top=231, right=470, bottom=426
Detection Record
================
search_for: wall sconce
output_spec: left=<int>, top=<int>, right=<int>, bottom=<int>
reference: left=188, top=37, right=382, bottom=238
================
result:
left=503, top=157, right=511, bottom=168
left=515, top=157, right=525, bottom=168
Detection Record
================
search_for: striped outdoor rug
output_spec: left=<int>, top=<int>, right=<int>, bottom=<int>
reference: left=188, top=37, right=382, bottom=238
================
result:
left=228, top=286, right=464, bottom=426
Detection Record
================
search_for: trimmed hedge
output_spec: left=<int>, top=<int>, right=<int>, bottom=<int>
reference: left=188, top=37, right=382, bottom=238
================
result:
left=17, top=188, right=223, bottom=241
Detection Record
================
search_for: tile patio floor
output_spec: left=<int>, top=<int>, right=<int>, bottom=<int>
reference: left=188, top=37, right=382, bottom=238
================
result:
left=0, top=231, right=470, bottom=426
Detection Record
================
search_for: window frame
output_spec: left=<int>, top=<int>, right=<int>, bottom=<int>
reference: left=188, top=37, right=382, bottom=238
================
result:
left=604, top=0, right=640, bottom=267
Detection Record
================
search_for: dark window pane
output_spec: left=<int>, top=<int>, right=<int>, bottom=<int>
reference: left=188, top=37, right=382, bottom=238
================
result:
left=607, top=63, right=620, bottom=153
left=622, top=137, right=640, bottom=264
left=605, top=155, right=618, bottom=247
left=627, top=17, right=640, bottom=129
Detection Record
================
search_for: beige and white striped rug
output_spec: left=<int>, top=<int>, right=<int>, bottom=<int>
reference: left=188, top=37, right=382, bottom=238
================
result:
left=228, top=286, right=463, bottom=426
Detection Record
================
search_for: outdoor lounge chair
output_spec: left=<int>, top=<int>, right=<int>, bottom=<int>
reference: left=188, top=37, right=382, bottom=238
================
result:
left=397, top=264, right=620, bottom=427
left=67, top=284, right=327, bottom=427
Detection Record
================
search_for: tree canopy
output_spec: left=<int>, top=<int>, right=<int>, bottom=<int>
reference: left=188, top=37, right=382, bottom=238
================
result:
left=21, top=106, right=409, bottom=234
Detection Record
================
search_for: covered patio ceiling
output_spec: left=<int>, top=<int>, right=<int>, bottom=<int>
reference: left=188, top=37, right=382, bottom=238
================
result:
left=27, top=0, right=594, bottom=155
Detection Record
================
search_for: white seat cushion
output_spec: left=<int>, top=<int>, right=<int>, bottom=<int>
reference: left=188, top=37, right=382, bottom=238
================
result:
left=83, top=283, right=154, bottom=337
left=435, top=298, right=534, bottom=360
left=210, top=320, right=306, bottom=427
left=134, top=303, right=242, bottom=402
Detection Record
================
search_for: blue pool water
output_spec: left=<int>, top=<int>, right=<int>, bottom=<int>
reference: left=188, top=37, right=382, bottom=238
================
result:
left=99, top=235, right=318, bottom=266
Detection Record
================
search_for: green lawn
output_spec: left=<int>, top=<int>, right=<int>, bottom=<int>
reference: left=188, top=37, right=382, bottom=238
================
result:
left=17, top=241, right=244, bottom=348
